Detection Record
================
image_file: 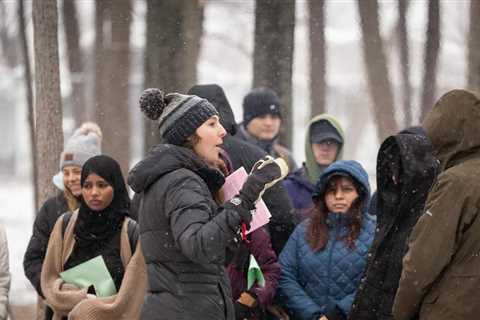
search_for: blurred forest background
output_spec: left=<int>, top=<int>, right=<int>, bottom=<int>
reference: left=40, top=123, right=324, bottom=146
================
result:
left=0, top=0, right=476, bottom=316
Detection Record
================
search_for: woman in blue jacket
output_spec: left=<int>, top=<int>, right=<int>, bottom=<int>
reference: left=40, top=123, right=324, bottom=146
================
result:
left=277, top=160, right=376, bottom=320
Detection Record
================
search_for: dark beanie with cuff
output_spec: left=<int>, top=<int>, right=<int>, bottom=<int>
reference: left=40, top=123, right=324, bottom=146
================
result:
left=139, top=88, right=219, bottom=146
left=242, top=87, right=282, bottom=127
left=187, top=84, right=237, bottom=135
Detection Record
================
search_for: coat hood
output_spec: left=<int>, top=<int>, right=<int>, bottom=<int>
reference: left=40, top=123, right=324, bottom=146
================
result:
left=187, top=84, right=237, bottom=135
left=398, top=125, right=427, bottom=136
left=376, top=134, right=439, bottom=224
left=312, top=160, right=370, bottom=210
left=128, top=144, right=225, bottom=194
left=423, top=89, right=480, bottom=171
left=304, top=114, right=345, bottom=184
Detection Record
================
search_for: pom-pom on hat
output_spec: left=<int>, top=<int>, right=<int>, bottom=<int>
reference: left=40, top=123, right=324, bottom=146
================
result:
left=139, top=88, right=219, bottom=145
left=60, top=122, right=103, bottom=170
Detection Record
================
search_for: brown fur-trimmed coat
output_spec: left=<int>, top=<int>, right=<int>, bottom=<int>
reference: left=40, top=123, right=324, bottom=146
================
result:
left=41, top=212, right=147, bottom=320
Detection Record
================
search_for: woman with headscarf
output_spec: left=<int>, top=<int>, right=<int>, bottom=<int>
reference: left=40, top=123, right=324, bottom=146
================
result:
left=24, top=123, right=103, bottom=320
left=128, top=88, right=288, bottom=320
left=41, top=155, right=147, bottom=320
left=277, top=160, right=375, bottom=320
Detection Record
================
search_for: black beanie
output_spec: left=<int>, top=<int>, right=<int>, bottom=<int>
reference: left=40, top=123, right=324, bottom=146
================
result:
left=139, top=88, right=218, bottom=146
left=242, top=87, right=282, bottom=127
left=188, top=84, right=237, bottom=135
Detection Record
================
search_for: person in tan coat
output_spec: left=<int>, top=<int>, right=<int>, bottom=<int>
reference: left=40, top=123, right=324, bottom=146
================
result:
left=0, top=224, right=10, bottom=320
left=41, top=155, right=146, bottom=320
left=392, top=89, right=480, bottom=320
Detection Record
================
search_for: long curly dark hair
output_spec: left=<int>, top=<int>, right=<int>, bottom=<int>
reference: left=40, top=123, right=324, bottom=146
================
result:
left=307, top=175, right=364, bottom=251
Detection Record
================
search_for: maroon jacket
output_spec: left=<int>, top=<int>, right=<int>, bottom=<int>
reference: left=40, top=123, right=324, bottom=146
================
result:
left=227, top=227, right=281, bottom=319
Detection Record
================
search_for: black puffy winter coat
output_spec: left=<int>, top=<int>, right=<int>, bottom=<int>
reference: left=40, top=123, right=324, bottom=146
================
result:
left=23, top=193, right=69, bottom=297
left=348, top=134, right=438, bottom=320
left=128, top=144, right=245, bottom=320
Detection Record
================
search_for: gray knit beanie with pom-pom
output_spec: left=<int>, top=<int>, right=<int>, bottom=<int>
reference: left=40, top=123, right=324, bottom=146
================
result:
left=60, top=122, right=103, bottom=169
left=139, top=88, right=218, bottom=145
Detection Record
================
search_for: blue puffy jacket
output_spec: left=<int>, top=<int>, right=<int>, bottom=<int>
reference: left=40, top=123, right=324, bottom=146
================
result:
left=278, top=160, right=376, bottom=320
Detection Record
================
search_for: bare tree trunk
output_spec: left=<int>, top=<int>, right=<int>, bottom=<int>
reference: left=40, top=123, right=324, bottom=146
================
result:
left=181, top=0, right=204, bottom=89
left=32, top=2, right=64, bottom=316
left=253, top=0, right=295, bottom=149
left=420, top=0, right=440, bottom=121
left=467, top=0, right=480, bottom=91
left=18, top=0, right=38, bottom=212
left=308, top=0, right=326, bottom=117
left=398, top=0, right=413, bottom=127
left=62, top=0, right=87, bottom=125
left=0, top=1, right=20, bottom=68
left=94, top=0, right=109, bottom=124
left=98, top=0, right=131, bottom=177
left=143, top=0, right=166, bottom=151
left=143, top=0, right=204, bottom=153
left=32, top=0, right=64, bottom=208
left=357, top=0, right=397, bottom=141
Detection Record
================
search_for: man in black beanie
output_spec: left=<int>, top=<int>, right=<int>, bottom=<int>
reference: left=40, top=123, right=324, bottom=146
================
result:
left=188, top=84, right=295, bottom=255
left=236, top=87, right=297, bottom=172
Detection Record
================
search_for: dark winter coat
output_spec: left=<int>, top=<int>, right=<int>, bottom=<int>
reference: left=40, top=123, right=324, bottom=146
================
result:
left=23, top=193, right=69, bottom=297
left=278, top=161, right=376, bottom=320
left=367, top=125, right=428, bottom=217
left=281, top=167, right=314, bottom=224
left=226, top=227, right=281, bottom=319
left=393, top=89, right=480, bottom=320
left=283, top=114, right=344, bottom=224
left=187, top=84, right=295, bottom=255
left=348, top=134, right=438, bottom=320
left=128, top=144, right=245, bottom=320
left=235, top=124, right=297, bottom=173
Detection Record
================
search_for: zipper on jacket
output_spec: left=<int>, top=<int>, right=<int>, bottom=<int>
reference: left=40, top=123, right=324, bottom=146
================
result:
left=326, top=214, right=340, bottom=310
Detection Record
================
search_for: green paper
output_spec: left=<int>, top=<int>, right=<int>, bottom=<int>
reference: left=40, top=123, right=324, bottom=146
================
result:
left=247, top=254, right=265, bottom=290
left=60, top=255, right=117, bottom=297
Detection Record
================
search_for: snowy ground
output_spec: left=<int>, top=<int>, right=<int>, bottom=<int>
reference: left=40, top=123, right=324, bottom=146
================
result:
left=0, top=176, right=37, bottom=305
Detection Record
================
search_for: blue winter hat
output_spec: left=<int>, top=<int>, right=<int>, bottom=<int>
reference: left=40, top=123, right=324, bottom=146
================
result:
left=312, top=160, right=370, bottom=201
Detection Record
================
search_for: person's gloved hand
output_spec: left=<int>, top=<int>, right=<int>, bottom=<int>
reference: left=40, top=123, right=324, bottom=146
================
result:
left=234, top=301, right=253, bottom=320
left=235, top=291, right=257, bottom=320
left=224, top=197, right=253, bottom=226
left=239, top=156, right=289, bottom=210
left=267, top=305, right=290, bottom=320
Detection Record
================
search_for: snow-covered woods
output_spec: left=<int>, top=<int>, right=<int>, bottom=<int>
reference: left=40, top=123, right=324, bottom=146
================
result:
left=0, top=0, right=474, bottom=317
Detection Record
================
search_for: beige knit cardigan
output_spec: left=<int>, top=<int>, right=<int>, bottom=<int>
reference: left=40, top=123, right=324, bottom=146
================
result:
left=41, top=212, right=147, bottom=320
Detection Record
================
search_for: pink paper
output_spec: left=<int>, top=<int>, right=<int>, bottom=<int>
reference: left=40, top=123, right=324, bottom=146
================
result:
left=220, top=167, right=272, bottom=234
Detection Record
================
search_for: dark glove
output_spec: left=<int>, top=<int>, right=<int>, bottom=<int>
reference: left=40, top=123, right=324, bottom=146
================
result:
left=238, top=156, right=289, bottom=209
left=224, top=197, right=253, bottom=226
left=235, top=301, right=253, bottom=320
left=235, top=291, right=257, bottom=320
